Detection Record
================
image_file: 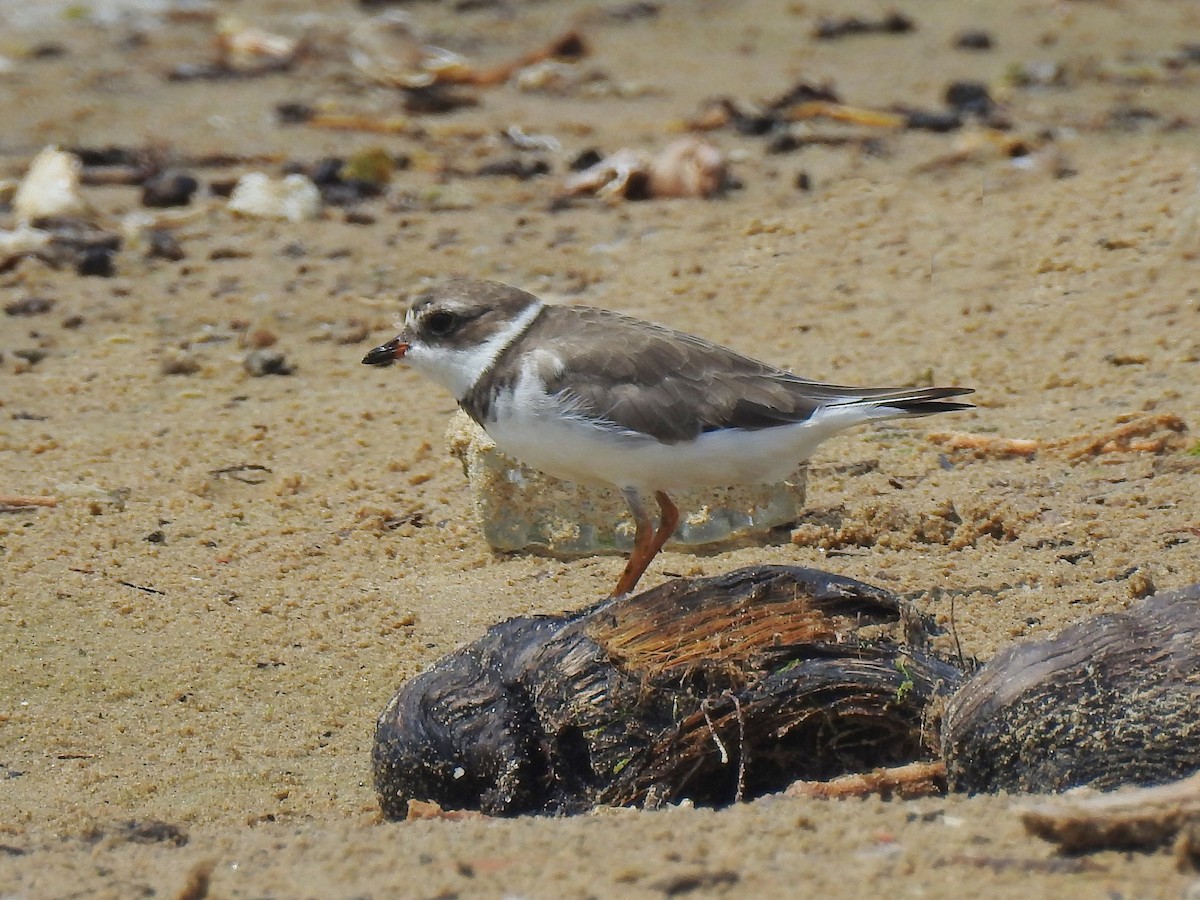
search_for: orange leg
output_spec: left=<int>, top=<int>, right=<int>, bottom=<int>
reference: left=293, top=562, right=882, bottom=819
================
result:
left=611, top=490, right=679, bottom=597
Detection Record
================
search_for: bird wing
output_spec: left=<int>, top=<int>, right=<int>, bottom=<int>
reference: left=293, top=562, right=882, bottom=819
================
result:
left=526, top=306, right=970, bottom=445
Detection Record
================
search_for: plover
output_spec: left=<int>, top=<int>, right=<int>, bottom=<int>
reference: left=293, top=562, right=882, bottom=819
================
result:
left=363, top=278, right=973, bottom=596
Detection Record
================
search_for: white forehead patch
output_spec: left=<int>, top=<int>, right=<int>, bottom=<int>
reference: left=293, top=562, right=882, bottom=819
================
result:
left=403, top=300, right=542, bottom=399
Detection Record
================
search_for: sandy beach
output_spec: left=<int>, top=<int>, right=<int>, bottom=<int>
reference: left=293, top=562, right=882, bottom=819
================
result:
left=2, top=0, right=1199, bottom=896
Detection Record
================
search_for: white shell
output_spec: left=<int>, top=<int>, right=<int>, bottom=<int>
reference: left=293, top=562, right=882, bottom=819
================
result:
left=228, top=173, right=321, bottom=222
left=14, top=146, right=86, bottom=221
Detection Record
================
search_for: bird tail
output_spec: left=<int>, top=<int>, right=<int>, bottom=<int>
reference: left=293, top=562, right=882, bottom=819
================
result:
left=832, top=386, right=974, bottom=417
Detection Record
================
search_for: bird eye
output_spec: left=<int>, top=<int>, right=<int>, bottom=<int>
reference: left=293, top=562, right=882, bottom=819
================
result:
left=424, top=310, right=457, bottom=336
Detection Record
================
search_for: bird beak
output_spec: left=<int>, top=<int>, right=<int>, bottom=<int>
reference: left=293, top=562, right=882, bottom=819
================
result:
left=362, top=338, right=409, bottom=367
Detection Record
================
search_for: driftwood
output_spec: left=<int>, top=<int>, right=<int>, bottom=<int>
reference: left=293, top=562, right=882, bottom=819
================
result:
left=373, top=568, right=1200, bottom=821
left=942, top=584, right=1200, bottom=794
left=1020, top=772, right=1200, bottom=857
left=373, top=566, right=963, bottom=818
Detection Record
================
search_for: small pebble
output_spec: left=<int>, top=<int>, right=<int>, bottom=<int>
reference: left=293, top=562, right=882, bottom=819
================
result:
left=146, top=229, right=185, bottom=261
left=244, top=349, right=294, bottom=376
left=160, top=348, right=201, bottom=376
left=954, top=29, right=994, bottom=50
left=141, top=170, right=199, bottom=208
left=245, top=328, right=278, bottom=350
left=945, top=81, right=995, bottom=118
left=76, top=246, right=115, bottom=277
left=13, top=348, right=48, bottom=366
left=4, top=297, right=55, bottom=317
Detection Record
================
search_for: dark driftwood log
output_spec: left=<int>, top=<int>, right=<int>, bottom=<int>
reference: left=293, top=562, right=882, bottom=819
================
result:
left=942, top=584, right=1200, bottom=795
left=373, top=566, right=964, bottom=818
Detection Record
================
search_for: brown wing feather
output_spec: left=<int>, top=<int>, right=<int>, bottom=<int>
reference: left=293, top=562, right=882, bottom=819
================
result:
left=527, top=306, right=971, bottom=445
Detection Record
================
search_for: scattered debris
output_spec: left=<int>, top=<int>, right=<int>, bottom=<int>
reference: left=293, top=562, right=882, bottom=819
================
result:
left=562, top=137, right=731, bottom=201
left=930, top=413, right=1188, bottom=461
left=475, top=157, right=551, bottom=180
left=786, top=761, right=947, bottom=800
left=350, top=17, right=586, bottom=90
left=405, top=799, right=486, bottom=822
left=0, top=226, right=52, bottom=271
left=228, top=173, right=322, bottom=221
left=169, top=17, right=299, bottom=79
left=209, top=465, right=272, bottom=484
left=275, top=103, right=414, bottom=135
left=286, top=150, right=399, bottom=205
left=216, top=17, right=299, bottom=74
left=812, top=11, right=915, bottom=41
left=0, top=494, right=58, bottom=510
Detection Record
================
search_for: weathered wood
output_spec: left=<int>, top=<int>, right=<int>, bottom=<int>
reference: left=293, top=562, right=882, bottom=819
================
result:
left=372, top=566, right=963, bottom=818
left=942, top=584, right=1200, bottom=794
left=786, top=760, right=947, bottom=800
left=1021, top=772, right=1200, bottom=854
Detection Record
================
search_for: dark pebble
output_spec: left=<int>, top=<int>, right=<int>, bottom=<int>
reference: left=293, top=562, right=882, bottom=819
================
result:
left=4, top=297, right=55, bottom=317
left=29, top=42, right=68, bottom=59
left=732, top=112, right=779, bottom=137
left=795, top=171, right=812, bottom=192
left=402, top=85, right=477, bottom=115
left=76, top=247, right=115, bottom=277
left=569, top=148, right=604, bottom=171
left=145, top=530, right=166, bottom=543
left=307, top=158, right=345, bottom=185
left=768, top=80, right=841, bottom=109
left=475, top=158, right=551, bottom=180
left=69, top=146, right=142, bottom=167
left=905, top=110, right=963, bottom=132
left=208, top=179, right=238, bottom=198
left=13, top=349, right=48, bottom=366
left=605, top=1, right=660, bottom=21
left=945, top=81, right=995, bottom=118
left=146, top=229, right=185, bottom=261
left=954, top=29, right=994, bottom=50
left=141, top=170, right=199, bottom=208
left=454, top=0, right=504, bottom=11
left=276, top=101, right=315, bottom=125
left=294, top=157, right=387, bottom=205
left=813, top=11, right=914, bottom=40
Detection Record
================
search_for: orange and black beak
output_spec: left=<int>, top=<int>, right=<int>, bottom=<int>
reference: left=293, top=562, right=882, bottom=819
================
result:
left=362, top=338, right=409, bottom=367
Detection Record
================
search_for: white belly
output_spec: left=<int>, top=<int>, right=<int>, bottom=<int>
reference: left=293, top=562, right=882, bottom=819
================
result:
left=484, top=378, right=892, bottom=491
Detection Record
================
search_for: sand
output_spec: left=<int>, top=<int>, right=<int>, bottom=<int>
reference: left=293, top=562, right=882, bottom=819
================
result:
left=2, top=0, right=1199, bottom=896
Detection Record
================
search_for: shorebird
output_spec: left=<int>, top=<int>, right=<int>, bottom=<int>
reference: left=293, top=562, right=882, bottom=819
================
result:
left=364, top=278, right=972, bottom=595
